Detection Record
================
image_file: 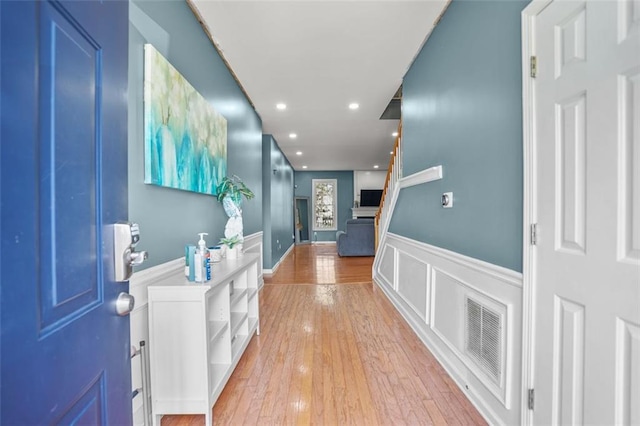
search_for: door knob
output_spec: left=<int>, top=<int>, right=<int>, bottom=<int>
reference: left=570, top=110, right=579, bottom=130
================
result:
left=116, top=292, right=135, bottom=316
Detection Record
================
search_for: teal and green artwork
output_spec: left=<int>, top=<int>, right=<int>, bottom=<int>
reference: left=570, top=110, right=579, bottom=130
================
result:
left=144, top=44, right=227, bottom=195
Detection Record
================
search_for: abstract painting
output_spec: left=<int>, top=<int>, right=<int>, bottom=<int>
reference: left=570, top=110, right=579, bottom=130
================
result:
left=144, top=44, right=227, bottom=195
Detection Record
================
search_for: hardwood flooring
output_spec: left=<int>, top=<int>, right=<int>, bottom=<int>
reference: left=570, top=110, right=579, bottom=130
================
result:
left=264, top=244, right=374, bottom=285
left=162, top=244, right=486, bottom=425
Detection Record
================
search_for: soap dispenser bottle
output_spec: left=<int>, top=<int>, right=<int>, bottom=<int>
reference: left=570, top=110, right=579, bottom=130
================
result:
left=194, top=233, right=210, bottom=283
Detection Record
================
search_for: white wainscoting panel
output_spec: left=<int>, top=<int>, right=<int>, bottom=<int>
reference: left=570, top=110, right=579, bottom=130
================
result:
left=431, top=268, right=510, bottom=406
left=243, top=232, right=264, bottom=289
left=130, top=304, right=150, bottom=426
left=398, top=252, right=429, bottom=322
left=373, top=233, right=523, bottom=425
left=431, top=269, right=466, bottom=351
left=129, top=257, right=183, bottom=426
left=378, top=244, right=395, bottom=289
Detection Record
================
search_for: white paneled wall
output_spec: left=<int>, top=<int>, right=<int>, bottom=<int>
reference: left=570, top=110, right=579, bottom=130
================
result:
left=129, top=257, right=184, bottom=426
left=242, top=232, right=264, bottom=288
left=374, top=233, right=523, bottom=425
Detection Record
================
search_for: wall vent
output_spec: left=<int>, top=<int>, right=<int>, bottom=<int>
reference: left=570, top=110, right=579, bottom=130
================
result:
left=465, top=297, right=502, bottom=383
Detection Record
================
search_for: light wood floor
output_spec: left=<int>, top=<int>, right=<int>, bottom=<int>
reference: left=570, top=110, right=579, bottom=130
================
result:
left=162, top=244, right=486, bottom=425
left=264, top=244, right=375, bottom=285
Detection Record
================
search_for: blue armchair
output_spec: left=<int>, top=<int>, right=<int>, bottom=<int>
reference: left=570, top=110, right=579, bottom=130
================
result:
left=336, top=218, right=375, bottom=256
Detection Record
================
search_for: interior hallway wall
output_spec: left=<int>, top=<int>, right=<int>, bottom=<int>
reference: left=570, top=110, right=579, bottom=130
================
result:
left=294, top=171, right=354, bottom=242
left=262, top=135, right=294, bottom=269
left=390, top=0, right=529, bottom=272
left=127, top=0, right=262, bottom=269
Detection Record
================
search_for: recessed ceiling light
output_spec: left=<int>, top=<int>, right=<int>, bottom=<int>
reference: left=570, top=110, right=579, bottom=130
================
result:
left=392, top=132, right=398, bottom=137
left=348, top=103, right=359, bottom=110
left=296, top=151, right=303, bottom=156
left=390, top=151, right=393, bottom=155
left=374, top=165, right=379, bottom=169
left=289, top=133, right=297, bottom=139
left=302, top=165, right=308, bottom=169
left=276, top=103, right=287, bottom=110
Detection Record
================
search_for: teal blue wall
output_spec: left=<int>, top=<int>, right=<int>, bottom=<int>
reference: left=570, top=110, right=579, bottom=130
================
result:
left=128, top=0, right=262, bottom=269
left=294, top=171, right=354, bottom=242
left=261, top=136, right=272, bottom=268
left=389, top=0, right=527, bottom=271
left=262, top=135, right=294, bottom=269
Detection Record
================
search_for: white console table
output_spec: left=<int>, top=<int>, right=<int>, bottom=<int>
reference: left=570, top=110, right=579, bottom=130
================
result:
left=147, top=253, right=260, bottom=426
left=351, top=207, right=378, bottom=219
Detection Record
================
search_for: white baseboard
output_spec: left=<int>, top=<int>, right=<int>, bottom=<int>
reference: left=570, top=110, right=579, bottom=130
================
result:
left=312, top=241, right=336, bottom=245
left=263, top=242, right=295, bottom=276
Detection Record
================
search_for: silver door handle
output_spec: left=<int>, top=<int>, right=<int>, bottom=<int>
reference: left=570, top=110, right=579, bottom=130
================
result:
left=116, top=292, right=135, bottom=316
left=128, top=250, right=148, bottom=266
left=114, top=222, right=147, bottom=282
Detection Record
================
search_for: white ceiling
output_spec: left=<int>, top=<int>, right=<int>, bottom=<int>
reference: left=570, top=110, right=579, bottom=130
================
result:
left=190, top=0, right=449, bottom=171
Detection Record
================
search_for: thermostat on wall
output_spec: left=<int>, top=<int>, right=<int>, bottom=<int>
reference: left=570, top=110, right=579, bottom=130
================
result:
left=442, top=192, right=453, bottom=208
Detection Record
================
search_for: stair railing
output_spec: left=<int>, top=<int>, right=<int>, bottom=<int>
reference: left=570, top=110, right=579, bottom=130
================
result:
left=375, top=123, right=402, bottom=250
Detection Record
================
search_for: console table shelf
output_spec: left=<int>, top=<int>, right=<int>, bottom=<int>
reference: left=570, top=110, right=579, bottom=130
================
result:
left=147, top=253, right=260, bottom=426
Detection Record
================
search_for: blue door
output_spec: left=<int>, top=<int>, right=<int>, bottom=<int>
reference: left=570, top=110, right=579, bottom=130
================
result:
left=1, top=0, right=131, bottom=423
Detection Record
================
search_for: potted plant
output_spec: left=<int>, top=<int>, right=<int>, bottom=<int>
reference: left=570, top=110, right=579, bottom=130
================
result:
left=216, top=175, right=255, bottom=207
left=219, top=235, right=241, bottom=259
left=216, top=175, right=254, bottom=253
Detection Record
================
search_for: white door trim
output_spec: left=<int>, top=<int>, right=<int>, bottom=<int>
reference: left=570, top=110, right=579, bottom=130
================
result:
left=521, top=1, right=552, bottom=425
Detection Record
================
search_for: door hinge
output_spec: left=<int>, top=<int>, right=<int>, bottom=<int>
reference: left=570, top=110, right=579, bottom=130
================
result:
left=530, top=56, right=537, bottom=78
left=530, top=223, right=537, bottom=245
left=528, top=388, right=535, bottom=410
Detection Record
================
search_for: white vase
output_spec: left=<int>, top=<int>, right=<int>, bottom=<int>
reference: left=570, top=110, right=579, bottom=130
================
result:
left=222, top=197, right=242, bottom=218
left=226, top=246, right=238, bottom=259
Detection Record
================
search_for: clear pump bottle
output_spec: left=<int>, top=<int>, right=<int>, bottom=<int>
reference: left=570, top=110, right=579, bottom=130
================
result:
left=194, top=233, right=209, bottom=283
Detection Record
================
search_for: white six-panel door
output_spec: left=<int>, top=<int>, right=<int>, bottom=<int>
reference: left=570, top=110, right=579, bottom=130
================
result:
left=527, top=0, right=640, bottom=424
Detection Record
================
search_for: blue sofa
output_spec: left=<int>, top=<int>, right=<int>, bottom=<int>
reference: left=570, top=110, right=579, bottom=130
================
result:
left=336, top=218, right=375, bottom=256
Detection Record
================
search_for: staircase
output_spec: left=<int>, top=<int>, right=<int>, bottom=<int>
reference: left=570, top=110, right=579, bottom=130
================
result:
left=374, top=123, right=402, bottom=251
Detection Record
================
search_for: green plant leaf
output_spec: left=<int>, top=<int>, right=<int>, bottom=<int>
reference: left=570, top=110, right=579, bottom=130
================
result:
left=216, top=175, right=254, bottom=203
